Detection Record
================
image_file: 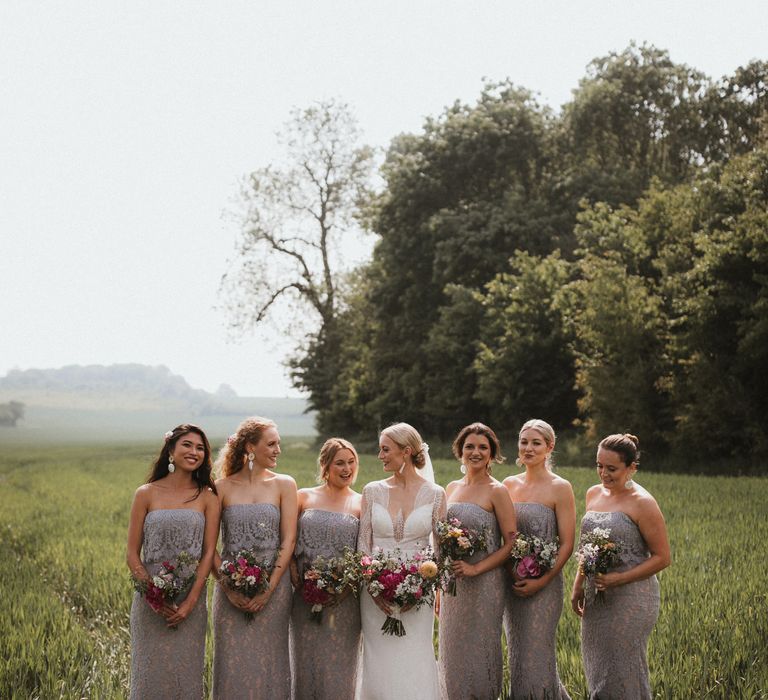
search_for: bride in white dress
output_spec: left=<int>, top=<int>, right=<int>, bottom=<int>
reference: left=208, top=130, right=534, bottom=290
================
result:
left=357, top=422, right=446, bottom=700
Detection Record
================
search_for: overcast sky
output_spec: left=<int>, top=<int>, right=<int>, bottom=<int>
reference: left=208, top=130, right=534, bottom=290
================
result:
left=2, top=1, right=765, bottom=397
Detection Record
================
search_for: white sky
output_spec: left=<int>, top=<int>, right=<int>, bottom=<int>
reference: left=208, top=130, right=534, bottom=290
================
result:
left=1, top=1, right=765, bottom=397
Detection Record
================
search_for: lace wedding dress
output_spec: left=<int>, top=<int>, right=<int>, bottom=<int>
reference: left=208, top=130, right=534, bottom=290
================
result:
left=356, top=479, right=446, bottom=700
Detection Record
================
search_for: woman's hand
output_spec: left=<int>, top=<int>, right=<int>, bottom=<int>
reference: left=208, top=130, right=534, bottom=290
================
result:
left=370, top=591, right=393, bottom=616
left=570, top=585, right=585, bottom=617
left=451, top=560, right=478, bottom=578
left=594, top=571, right=623, bottom=591
left=512, top=576, right=547, bottom=598
left=434, top=589, right=441, bottom=617
left=221, top=582, right=251, bottom=611
left=166, top=596, right=196, bottom=627
left=245, top=587, right=273, bottom=614
left=289, top=560, right=300, bottom=590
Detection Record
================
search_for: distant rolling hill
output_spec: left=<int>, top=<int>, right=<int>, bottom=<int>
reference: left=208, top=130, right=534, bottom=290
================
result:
left=0, top=364, right=315, bottom=443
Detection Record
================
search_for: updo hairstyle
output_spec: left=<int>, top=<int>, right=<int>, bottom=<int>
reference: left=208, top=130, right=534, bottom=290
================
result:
left=517, top=419, right=556, bottom=469
left=216, top=416, right=277, bottom=478
left=598, top=433, right=640, bottom=467
left=317, top=437, right=359, bottom=484
left=380, top=422, right=426, bottom=468
left=451, top=422, right=505, bottom=464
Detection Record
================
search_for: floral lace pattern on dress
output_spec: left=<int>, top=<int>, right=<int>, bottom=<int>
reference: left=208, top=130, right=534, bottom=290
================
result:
left=130, top=509, right=207, bottom=700
left=438, top=502, right=505, bottom=700
left=505, top=503, right=570, bottom=700
left=291, top=509, right=361, bottom=700
left=580, top=510, right=660, bottom=700
left=212, top=503, right=291, bottom=699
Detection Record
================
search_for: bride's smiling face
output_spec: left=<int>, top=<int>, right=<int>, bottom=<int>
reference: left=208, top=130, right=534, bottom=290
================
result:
left=378, top=435, right=406, bottom=472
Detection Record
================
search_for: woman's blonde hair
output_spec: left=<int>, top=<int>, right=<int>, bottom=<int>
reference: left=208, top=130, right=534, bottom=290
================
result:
left=215, top=416, right=277, bottom=478
left=317, top=437, right=359, bottom=484
left=517, top=418, right=556, bottom=470
left=380, top=422, right=426, bottom=468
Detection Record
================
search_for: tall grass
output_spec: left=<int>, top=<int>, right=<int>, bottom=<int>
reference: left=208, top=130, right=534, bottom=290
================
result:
left=0, top=442, right=765, bottom=698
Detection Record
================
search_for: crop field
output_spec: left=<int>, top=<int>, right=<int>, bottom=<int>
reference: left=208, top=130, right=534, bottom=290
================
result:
left=0, top=441, right=766, bottom=699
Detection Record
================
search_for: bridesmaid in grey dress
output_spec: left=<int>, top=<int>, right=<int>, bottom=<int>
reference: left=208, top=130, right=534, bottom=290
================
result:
left=126, top=424, right=220, bottom=700
left=571, top=433, right=671, bottom=700
left=438, top=423, right=517, bottom=700
left=211, top=417, right=298, bottom=699
left=290, top=437, right=362, bottom=700
left=503, top=419, right=575, bottom=700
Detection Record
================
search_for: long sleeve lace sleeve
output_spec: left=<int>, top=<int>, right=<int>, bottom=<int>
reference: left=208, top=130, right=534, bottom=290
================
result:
left=357, top=484, right=374, bottom=554
left=431, top=485, right=447, bottom=547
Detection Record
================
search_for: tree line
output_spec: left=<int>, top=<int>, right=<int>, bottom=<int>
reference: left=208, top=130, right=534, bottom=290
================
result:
left=224, top=44, right=768, bottom=470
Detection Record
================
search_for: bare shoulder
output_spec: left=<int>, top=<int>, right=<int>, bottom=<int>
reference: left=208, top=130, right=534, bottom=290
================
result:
left=445, top=479, right=461, bottom=496
left=584, top=483, right=602, bottom=505
left=134, top=482, right=152, bottom=498
left=502, top=474, right=522, bottom=491
left=549, top=474, right=575, bottom=497
left=634, top=486, right=664, bottom=517
left=274, top=472, right=297, bottom=488
left=200, top=487, right=220, bottom=509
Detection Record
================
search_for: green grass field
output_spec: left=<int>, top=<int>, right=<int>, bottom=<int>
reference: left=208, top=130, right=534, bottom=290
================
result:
left=0, top=442, right=765, bottom=699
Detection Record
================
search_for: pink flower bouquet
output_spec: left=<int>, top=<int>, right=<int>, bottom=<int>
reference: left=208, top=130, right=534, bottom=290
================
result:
left=436, top=517, right=489, bottom=595
left=360, top=547, right=439, bottom=636
left=219, top=549, right=275, bottom=622
left=509, top=533, right=559, bottom=580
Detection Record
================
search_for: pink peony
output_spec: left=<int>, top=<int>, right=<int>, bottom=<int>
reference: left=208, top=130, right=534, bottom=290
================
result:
left=516, top=554, right=542, bottom=579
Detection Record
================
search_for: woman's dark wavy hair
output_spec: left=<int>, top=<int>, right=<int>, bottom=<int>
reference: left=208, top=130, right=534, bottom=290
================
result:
left=452, top=422, right=505, bottom=464
left=147, top=423, right=217, bottom=501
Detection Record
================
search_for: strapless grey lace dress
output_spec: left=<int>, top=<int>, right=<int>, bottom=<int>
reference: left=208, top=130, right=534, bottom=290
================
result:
left=212, top=503, right=291, bottom=699
left=438, top=502, right=505, bottom=700
left=290, top=509, right=361, bottom=700
left=504, top=503, right=570, bottom=699
left=129, top=509, right=207, bottom=700
left=580, top=510, right=660, bottom=700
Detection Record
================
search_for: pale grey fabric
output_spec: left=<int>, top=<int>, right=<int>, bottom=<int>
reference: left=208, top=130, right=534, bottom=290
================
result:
left=504, top=503, right=570, bottom=700
left=290, top=509, right=361, bottom=700
left=438, top=502, right=505, bottom=700
left=129, top=509, right=207, bottom=700
left=212, top=503, right=291, bottom=699
left=580, top=510, right=660, bottom=700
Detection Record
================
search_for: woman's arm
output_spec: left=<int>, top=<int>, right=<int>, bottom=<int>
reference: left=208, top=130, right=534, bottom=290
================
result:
left=245, top=476, right=298, bottom=613
left=512, top=480, right=576, bottom=597
left=357, top=485, right=373, bottom=555
left=451, top=484, right=517, bottom=578
left=126, top=486, right=150, bottom=583
left=167, top=491, right=221, bottom=626
left=594, top=497, right=671, bottom=592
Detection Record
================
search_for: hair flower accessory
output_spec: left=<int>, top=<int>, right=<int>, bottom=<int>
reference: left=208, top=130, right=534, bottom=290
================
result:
left=422, top=442, right=429, bottom=453
left=164, top=430, right=174, bottom=440
left=227, top=434, right=237, bottom=446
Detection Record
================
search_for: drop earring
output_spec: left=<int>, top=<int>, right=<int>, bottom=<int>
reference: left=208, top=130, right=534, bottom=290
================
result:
left=399, top=462, right=406, bottom=474
left=460, top=463, right=467, bottom=475
left=168, top=455, right=175, bottom=474
left=248, top=453, right=255, bottom=471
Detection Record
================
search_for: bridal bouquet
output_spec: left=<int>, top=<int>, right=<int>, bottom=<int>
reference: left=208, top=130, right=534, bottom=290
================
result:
left=301, top=548, right=361, bottom=624
left=436, top=517, right=489, bottom=595
left=509, top=533, right=559, bottom=579
left=576, top=527, right=622, bottom=603
left=133, top=550, right=198, bottom=616
left=360, top=547, right=439, bottom=636
left=219, top=549, right=275, bottom=622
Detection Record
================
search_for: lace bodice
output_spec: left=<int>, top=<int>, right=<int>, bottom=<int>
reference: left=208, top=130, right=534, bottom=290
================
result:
left=220, top=503, right=281, bottom=560
left=446, top=502, right=501, bottom=562
left=515, top=502, right=559, bottom=541
left=141, top=509, right=204, bottom=573
left=357, top=480, right=446, bottom=556
left=581, top=510, right=651, bottom=571
left=294, top=509, right=359, bottom=575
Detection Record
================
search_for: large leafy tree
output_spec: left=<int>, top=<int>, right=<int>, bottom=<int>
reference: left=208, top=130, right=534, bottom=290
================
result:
left=221, top=100, right=374, bottom=416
